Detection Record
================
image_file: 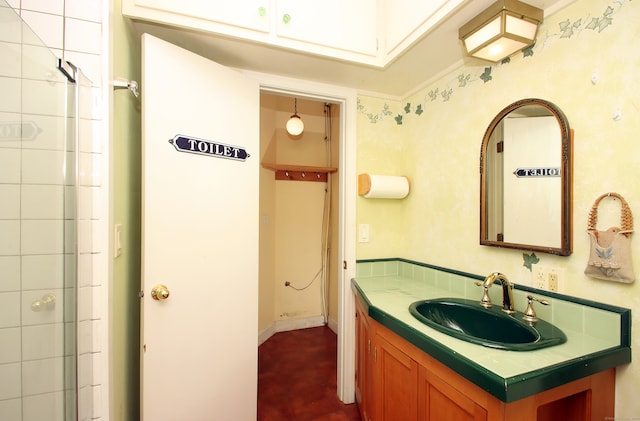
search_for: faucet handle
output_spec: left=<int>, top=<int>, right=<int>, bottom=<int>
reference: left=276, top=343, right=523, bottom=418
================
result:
left=475, top=281, right=492, bottom=308
left=523, top=295, right=549, bottom=322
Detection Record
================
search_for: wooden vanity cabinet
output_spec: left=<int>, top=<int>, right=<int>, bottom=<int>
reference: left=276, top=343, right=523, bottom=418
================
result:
left=355, top=303, right=374, bottom=421
left=355, top=299, right=616, bottom=421
left=418, top=365, right=488, bottom=421
left=375, top=333, right=419, bottom=420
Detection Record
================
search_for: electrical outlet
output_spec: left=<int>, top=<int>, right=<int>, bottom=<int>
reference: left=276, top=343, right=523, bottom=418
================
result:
left=533, top=266, right=547, bottom=289
left=548, top=268, right=564, bottom=292
left=533, top=266, right=566, bottom=291
left=548, top=273, right=558, bottom=292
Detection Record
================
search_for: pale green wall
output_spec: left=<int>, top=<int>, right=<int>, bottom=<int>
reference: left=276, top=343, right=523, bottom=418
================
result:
left=112, top=0, right=142, bottom=419
left=357, top=0, right=639, bottom=416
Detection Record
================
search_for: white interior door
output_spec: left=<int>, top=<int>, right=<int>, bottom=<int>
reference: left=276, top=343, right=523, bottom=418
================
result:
left=141, top=33, right=259, bottom=421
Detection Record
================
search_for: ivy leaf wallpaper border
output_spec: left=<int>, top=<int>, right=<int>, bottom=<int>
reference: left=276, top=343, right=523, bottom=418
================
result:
left=358, top=0, right=630, bottom=125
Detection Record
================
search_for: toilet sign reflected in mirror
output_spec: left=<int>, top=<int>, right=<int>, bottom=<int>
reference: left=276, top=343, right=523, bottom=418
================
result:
left=169, top=134, right=250, bottom=162
left=0, top=121, right=41, bottom=141
left=513, top=167, right=561, bottom=178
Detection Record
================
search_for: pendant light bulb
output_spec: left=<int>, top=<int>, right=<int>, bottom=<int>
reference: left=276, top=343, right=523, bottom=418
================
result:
left=286, top=98, right=304, bottom=136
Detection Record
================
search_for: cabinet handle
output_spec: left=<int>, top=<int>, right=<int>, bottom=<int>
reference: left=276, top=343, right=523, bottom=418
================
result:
left=282, top=13, right=291, bottom=24
left=367, top=339, right=371, bottom=353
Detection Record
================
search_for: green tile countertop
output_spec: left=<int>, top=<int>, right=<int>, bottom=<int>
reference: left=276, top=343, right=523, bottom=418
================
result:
left=353, top=259, right=632, bottom=403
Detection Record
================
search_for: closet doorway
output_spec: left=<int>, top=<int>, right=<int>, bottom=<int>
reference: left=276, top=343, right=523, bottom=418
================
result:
left=257, top=86, right=356, bottom=403
left=258, top=93, right=340, bottom=334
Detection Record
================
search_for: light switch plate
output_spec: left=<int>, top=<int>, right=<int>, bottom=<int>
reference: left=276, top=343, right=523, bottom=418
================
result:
left=358, top=224, right=370, bottom=243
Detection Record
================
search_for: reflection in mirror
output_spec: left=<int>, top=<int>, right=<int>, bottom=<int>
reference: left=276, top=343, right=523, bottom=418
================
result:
left=480, top=99, right=573, bottom=256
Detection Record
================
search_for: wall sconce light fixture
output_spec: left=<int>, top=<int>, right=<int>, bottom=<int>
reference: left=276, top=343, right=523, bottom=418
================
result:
left=458, top=0, right=543, bottom=62
left=286, top=98, right=304, bottom=136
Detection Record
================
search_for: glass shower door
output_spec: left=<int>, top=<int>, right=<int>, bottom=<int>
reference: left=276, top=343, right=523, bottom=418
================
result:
left=0, top=1, right=78, bottom=420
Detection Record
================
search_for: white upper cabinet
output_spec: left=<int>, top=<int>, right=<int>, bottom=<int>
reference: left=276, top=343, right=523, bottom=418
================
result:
left=275, top=0, right=378, bottom=57
left=122, top=0, right=463, bottom=67
left=383, top=0, right=465, bottom=59
left=126, top=0, right=272, bottom=34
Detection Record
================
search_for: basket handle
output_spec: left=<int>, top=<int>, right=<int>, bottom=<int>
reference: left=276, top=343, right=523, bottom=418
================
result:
left=587, top=192, right=634, bottom=233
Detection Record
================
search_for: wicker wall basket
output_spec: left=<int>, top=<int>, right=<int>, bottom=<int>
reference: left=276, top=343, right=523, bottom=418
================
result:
left=584, top=192, right=634, bottom=283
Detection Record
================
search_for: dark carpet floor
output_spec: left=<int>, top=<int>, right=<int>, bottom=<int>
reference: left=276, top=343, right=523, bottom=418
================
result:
left=258, top=326, right=361, bottom=421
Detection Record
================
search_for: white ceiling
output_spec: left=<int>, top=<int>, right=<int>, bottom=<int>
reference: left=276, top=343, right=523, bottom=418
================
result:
left=129, top=0, right=572, bottom=99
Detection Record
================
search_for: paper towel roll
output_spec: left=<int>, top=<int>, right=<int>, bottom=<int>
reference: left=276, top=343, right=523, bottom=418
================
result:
left=358, top=174, right=410, bottom=199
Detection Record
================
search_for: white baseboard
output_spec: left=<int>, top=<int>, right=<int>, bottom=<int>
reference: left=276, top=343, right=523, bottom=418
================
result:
left=258, top=315, right=338, bottom=346
left=258, top=324, right=276, bottom=346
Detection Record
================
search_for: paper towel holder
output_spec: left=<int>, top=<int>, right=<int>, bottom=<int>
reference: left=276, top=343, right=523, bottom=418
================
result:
left=358, top=173, right=410, bottom=199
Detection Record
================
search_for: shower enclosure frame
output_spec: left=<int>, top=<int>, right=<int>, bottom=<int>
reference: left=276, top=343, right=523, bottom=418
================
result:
left=0, top=2, right=94, bottom=419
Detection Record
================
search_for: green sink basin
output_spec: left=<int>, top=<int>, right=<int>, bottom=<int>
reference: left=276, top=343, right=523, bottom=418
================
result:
left=408, top=298, right=567, bottom=351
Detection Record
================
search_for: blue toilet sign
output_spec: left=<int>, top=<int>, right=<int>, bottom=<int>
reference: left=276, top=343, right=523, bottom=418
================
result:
left=169, top=134, right=250, bottom=162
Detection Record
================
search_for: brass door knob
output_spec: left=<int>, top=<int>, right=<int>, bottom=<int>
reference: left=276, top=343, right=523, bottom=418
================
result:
left=151, top=284, right=170, bottom=301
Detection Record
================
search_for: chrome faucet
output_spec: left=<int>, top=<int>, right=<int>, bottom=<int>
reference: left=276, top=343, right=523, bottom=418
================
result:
left=475, top=272, right=515, bottom=314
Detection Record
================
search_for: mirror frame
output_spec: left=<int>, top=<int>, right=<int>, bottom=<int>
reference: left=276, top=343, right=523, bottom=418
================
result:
left=480, top=98, right=573, bottom=256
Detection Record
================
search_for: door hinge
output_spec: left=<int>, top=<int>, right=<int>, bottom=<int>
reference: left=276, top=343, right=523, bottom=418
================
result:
left=497, top=140, right=504, bottom=153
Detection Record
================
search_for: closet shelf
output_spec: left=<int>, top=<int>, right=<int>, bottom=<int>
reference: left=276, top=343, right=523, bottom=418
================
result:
left=262, top=163, right=337, bottom=182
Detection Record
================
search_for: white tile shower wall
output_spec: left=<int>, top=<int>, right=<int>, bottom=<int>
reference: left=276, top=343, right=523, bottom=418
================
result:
left=0, top=257, right=20, bottom=291
left=20, top=10, right=64, bottom=49
left=1, top=1, right=106, bottom=420
left=69, top=0, right=103, bottom=22
left=76, top=68, right=104, bottom=421
left=22, top=0, right=64, bottom=16
left=1, top=42, right=20, bottom=76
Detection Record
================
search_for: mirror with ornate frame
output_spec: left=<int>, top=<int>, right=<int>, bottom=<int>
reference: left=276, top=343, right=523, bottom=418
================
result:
left=480, top=98, right=573, bottom=256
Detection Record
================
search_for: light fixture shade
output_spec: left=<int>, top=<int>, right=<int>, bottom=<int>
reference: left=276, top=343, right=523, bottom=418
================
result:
left=286, top=115, right=304, bottom=136
left=286, top=97, right=304, bottom=136
left=459, top=0, right=543, bottom=62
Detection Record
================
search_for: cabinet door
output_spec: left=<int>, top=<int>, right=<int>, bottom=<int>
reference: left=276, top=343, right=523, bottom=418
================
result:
left=375, top=334, right=419, bottom=421
left=418, top=366, right=487, bottom=421
left=355, top=305, right=373, bottom=421
left=275, top=0, right=378, bottom=56
left=383, top=0, right=464, bottom=57
left=125, top=0, right=271, bottom=33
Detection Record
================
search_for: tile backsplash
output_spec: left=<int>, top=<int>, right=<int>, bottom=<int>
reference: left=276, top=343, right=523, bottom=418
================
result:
left=356, top=258, right=628, bottom=346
